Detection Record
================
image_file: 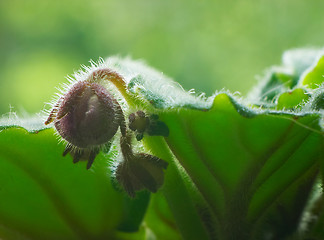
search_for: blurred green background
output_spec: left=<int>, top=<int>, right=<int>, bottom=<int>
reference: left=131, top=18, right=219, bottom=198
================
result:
left=1, top=0, right=324, bottom=115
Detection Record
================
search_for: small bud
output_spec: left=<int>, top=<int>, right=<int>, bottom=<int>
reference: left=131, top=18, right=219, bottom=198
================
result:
left=115, top=134, right=168, bottom=197
left=46, top=80, right=123, bottom=169
left=128, top=111, right=169, bottom=141
left=115, top=153, right=168, bottom=198
left=128, top=111, right=149, bottom=134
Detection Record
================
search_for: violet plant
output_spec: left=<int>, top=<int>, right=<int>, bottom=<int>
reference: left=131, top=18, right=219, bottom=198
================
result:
left=0, top=48, right=323, bottom=240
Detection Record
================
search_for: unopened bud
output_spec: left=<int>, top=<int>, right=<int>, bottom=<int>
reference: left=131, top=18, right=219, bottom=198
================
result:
left=46, top=80, right=123, bottom=168
left=115, top=134, right=168, bottom=197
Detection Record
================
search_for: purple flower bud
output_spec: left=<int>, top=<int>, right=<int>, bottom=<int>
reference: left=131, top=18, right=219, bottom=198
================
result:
left=46, top=80, right=123, bottom=168
left=115, top=134, right=168, bottom=197
left=115, top=153, right=168, bottom=198
left=55, top=81, right=120, bottom=148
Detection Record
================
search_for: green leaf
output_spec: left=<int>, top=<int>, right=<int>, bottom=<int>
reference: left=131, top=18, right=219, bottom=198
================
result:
left=0, top=115, right=49, bottom=133
left=106, top=55, right=323, bottom=239
left=257, top=69, right=296, bottom=103
left=253, top=168, right=318, bottom=239
left=249, top=48, right=324, bottom=107
left=158, top=94, right=322, bottom=239
left=117, top=191, right=150, bottom=232
left=106, top=56, right=212, bottom=110
left=0, top=124, right=149, bottom=239
left=143, top=192, right=181, bottom=240
left=282, top=48, right=324, bottom=77
left=301, top=54, right=324, bottom=89
left=277, top=88, right=309, bottom=110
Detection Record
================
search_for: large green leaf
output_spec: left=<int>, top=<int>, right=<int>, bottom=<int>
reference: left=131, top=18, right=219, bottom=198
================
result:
left=0, top=121, right=150, bottom=240
left=156, top=94, right=321, bottom=239
left=106, top=54, right=323, bottom=239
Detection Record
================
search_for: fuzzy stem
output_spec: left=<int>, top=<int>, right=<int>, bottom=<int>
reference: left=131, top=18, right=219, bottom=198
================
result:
left=119, top=133, right=134, bottom=160
left=89, top=68, right=139, bottom=108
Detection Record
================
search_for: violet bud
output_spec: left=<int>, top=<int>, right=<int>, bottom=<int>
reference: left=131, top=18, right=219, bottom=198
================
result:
left=45, top=80, right=123, bottom=169
left=115, top=134, right=168, bottom=197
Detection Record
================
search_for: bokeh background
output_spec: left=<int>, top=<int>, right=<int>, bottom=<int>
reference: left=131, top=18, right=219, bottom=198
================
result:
left=1, top=0, right=324, bottom=115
